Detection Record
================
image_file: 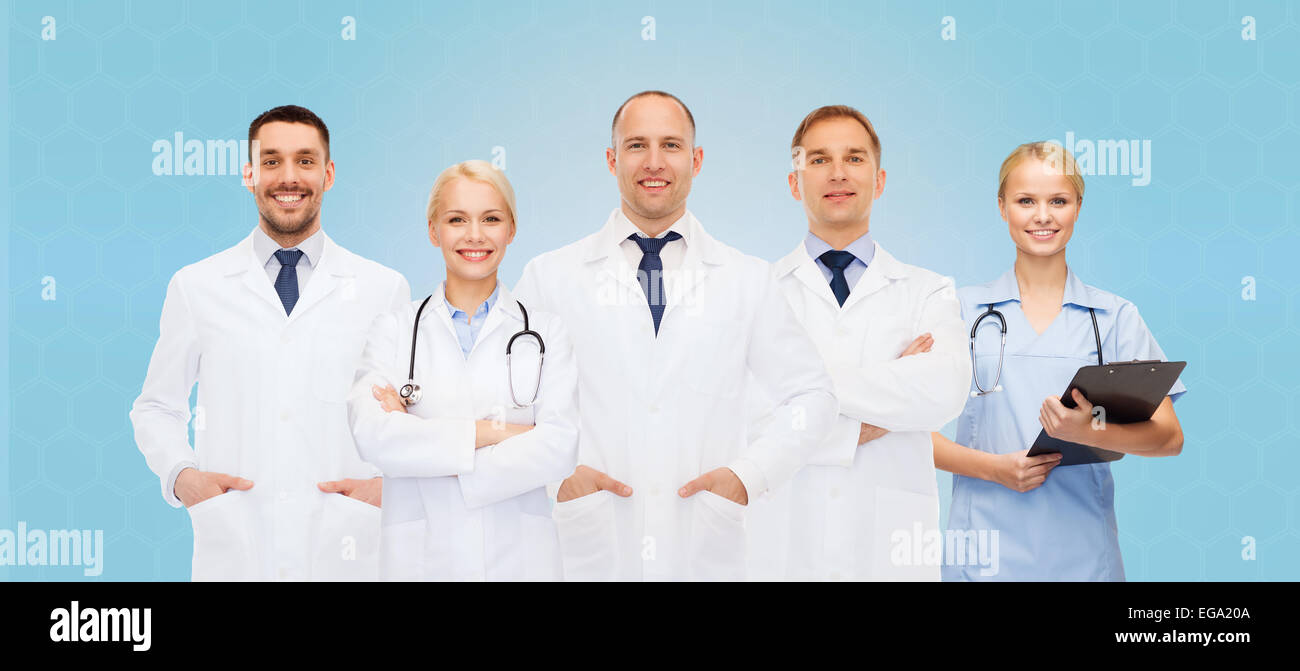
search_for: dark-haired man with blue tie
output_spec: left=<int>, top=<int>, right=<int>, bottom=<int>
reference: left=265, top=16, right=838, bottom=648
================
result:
left=746, top=105, right=972, bottom=580
left=131, top=105, right=409, bottom=580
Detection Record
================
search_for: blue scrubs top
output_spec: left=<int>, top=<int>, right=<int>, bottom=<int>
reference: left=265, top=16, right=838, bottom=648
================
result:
left=944, top=267, right=1187, bottom=581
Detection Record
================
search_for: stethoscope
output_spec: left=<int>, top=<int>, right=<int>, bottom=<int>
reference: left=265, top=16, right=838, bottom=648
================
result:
left=398, top=294, right=546, bottom=408
left=969, top=304, right=1102, bottom=397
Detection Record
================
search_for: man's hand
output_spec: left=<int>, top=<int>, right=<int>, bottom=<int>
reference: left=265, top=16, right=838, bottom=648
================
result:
left=175, top=468, right=253, bottom=508
left=1040, top=388, right=1097, bottom=446
left=317, top=477, right=383, bottom=507
left=556, top=465, right=632, bottom=503
left=858, top=422, right=889, bottom=445
left=990, top=450, right=1063, bottom=493
left=858, top=333, right=935, bottom=446
left=679, top=467, right=748, bottom=506
left=898, top=333, right=933, bottom=358
left=373, top=384, right=407, bottom=413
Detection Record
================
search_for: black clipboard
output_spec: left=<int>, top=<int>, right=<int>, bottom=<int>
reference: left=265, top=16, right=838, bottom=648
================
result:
left=1026, top=359, right=1186, bottom=466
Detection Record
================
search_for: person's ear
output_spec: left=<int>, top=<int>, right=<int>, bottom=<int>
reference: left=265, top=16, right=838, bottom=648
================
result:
left=606, top=147, right=617, bottom=176
left=788, top=171, right=802, bottom=201
left=322, top=158, right=336, bottom=192
left=997, top=196, right=1008, bottom=222
left=873, top=169, right=886, bottom=199
left=691, top=145, right=703, bottom=177
left=428, top=219, right=441, bottom=247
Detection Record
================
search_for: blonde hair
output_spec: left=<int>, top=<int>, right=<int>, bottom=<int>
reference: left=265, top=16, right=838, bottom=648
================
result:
left=426, top=160, right=518, bottom=230
left=997, top=141, right=1085, bottom=201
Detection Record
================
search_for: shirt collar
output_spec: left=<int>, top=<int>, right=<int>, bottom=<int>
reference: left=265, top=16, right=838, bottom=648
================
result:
left=804, top=230, right=875, bottom=267
left=614, top=208, right=691, bottom=247
left=444, top=283, right=500, bottom=321
left=253, top=226, right=324, bottom=268
left=975, top=266, right=1114, bottom=310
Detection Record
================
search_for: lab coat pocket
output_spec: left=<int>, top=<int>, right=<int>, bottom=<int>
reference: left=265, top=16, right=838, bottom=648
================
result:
left=379, top=518, right=427, bottom=581
left=688, top=490, right=748, bottom=580
left=188, top=490, right=256, bottom=581
left=552, top=490, right=619, bottom=580
left=311, top=492, right=381, bottom=581
left=870, top=487, right=941, bottom=581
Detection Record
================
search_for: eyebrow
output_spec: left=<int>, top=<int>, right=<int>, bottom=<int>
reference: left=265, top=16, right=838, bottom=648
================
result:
left=1012, top=192, right=1073, bottom=197
left=443, top=209, right=505, bottom=216
left=259, top=148, right=320, bottom=156
left=622, top=135, right=686, bottom=144
left=806, top=146, right=870, bottom=155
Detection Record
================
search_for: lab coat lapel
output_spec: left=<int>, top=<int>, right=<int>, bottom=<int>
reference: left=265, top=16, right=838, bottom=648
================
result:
left=663, top=213, right=720, bottom=320
left=474, top=285, right=524, bottom=351
left=777, top=244, right=840, bottom=311
left=229, top=232, right=289, bottom=316
left=839, top=242, right=902, bottom=313
left=285, top=233, right=350, bottom=326
left=583, top=211, right=646, bottom=303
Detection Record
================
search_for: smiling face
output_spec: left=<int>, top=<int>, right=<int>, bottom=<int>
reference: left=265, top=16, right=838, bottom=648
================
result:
left=607, top=94, right=703, bottom=232
left=244, top=121, right=334, bottom=243
left=428, top=177, right=515, bottom=283
left=789, top=116, right=886, bottom=236
left=998, top=157, right=1082, bottom=258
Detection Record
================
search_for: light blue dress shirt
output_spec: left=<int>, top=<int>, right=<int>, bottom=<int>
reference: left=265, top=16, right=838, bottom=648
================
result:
left=444, top=285, right=500, bottom=358
left=944, top=267, right=1187, bottom=582
left=253, top=226, right=323, bottom=289
left=804, top=230, right=875, bottom=292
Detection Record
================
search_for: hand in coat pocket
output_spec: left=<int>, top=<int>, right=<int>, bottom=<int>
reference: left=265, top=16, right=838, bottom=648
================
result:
left=176, top=468, right=253, bottom=508
left=317, top=477, right=383, bottom=508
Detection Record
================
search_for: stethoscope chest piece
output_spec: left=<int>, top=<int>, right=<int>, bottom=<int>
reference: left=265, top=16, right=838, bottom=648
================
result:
left=399, top=381, right=421, bottom=406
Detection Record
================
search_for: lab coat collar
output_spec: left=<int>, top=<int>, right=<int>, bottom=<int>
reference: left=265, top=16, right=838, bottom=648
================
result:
left=419, top=280, right=526, bottom=353
left=223, top=228, right=357, bottom=322
left=775, top=238, right=906, bottom=311
left=582, top=208, right=727, bottom=315
left=968, top=266, right=1119, bottom=310
left=581, top=207, right=726, bottom=266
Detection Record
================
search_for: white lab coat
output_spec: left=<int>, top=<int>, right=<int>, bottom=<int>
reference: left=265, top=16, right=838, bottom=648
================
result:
left=130, top=230, right=410, bottom=581
left=746, top=242, right=971, bottom=580
left=513, top=209, right=837, bottom=580
left=346, top=283, right=579, bottom=580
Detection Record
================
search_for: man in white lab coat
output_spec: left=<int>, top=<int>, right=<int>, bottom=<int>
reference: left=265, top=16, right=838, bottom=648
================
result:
left=130, top=105, right=410, bottom=580
left=514, top=91, right=837, bottom=580
left=747, top=105, right=971, bottom=580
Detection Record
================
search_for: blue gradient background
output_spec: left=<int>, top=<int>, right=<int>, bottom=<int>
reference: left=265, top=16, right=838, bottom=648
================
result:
left=4, top=0, right=1298, bottom=580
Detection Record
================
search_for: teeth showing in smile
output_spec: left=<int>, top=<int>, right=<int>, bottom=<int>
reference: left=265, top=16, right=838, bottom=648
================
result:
left=461, top=250, right=489, bottom=259
left=642, top=180, right=668, bottom=187
left=274, top=194, right=303, bottom=203
left=1029, top=230, right=1057, bottom=238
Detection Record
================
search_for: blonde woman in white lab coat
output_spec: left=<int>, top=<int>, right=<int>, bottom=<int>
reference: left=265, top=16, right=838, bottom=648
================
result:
left=346, top=160, right=579, bottom=580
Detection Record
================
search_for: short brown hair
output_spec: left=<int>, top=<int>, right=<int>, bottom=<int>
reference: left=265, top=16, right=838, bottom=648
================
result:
left=248, top=105, right=331, bottom=162
left=611, top=90, right=696, bottom=146
left=790, top=105, right=882, bottom=168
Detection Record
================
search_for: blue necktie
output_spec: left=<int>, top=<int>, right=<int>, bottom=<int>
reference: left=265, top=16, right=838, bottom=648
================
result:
left=819, top=250, right=856, bottom=307
left=630, top=231, right=682, bottom=335
left=273, top=249, right=304, bottom=315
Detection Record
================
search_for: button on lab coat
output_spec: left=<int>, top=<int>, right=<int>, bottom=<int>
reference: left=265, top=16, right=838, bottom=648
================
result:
left=747, top=242, right=971, bottom=580
left=347, top=283, right=579, bottom=580
left=130, top=230, right=410, bottom=581
left=513, top=209, right=838, bottom=580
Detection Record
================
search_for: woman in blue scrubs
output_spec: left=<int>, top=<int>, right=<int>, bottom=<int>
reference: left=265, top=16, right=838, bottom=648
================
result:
left=933, top=141, right=1186, bottom=581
